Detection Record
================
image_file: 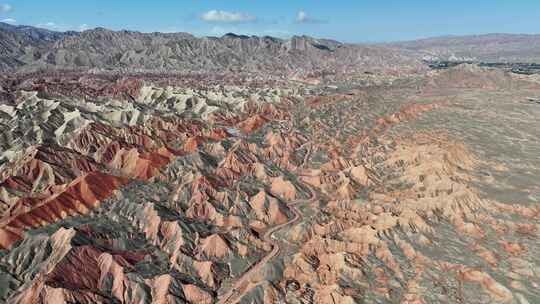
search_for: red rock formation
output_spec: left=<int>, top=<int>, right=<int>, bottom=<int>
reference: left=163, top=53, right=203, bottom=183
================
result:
left=249, top=191, right=289, bottom=226
left=0, top=145, right=100, bottom=199
left=270, top=177, right=297, bottom=201
left=0, top=172, right=128, bottom=249
left=374, top=103, right=439, bottom=133
left=198, top=234, right=232, bottom=259
left=238, top=114, right=269, bottom=133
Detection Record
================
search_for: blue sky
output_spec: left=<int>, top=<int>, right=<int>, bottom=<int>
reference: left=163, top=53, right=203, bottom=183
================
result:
left=1, top=0, right=540, bottom=42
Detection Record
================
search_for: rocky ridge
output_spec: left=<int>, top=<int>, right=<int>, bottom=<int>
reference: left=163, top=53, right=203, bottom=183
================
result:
left=0, top=23, right=421, bottom=76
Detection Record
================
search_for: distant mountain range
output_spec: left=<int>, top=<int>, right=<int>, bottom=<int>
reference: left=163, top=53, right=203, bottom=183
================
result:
left=385, top=33, right=540, bottom=62
left=1, top=22, right=540, bottom=73
left=0, top=22, right=419, bottom=74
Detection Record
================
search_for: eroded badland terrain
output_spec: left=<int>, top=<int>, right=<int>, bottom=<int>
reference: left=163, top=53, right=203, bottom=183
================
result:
left=1, top=25, right=540, bottom=304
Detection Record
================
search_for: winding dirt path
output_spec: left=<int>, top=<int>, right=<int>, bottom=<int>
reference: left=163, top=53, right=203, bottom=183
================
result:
left=217, top=115, right=316, bottom=304
left=217, top=186, right=316, bottom=304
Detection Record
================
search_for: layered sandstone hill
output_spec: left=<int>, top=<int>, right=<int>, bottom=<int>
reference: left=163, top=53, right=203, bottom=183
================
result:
left=0, top=75, right=318, bottom=302
left=1, top=63, right=540, bottom=304
left=222, top=66, right=540, bottom=304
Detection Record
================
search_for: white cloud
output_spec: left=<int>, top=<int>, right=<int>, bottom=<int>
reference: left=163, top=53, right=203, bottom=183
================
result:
left=201, top=10, right=256, bottom=23
left=296, top=11, right=308, bottom=23
left=296, top=10, right=326, bottom=24
left=0, top=3, right=12, bottom=13
left=1, top=17, right=15, bottom=24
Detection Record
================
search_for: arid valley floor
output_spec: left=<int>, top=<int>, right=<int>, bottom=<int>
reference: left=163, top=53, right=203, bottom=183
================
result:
left=1, top=25, right=540, bottom=304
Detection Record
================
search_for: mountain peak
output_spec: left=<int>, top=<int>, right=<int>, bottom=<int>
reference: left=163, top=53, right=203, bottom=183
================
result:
left=222, top=33, right=251, bottom=39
